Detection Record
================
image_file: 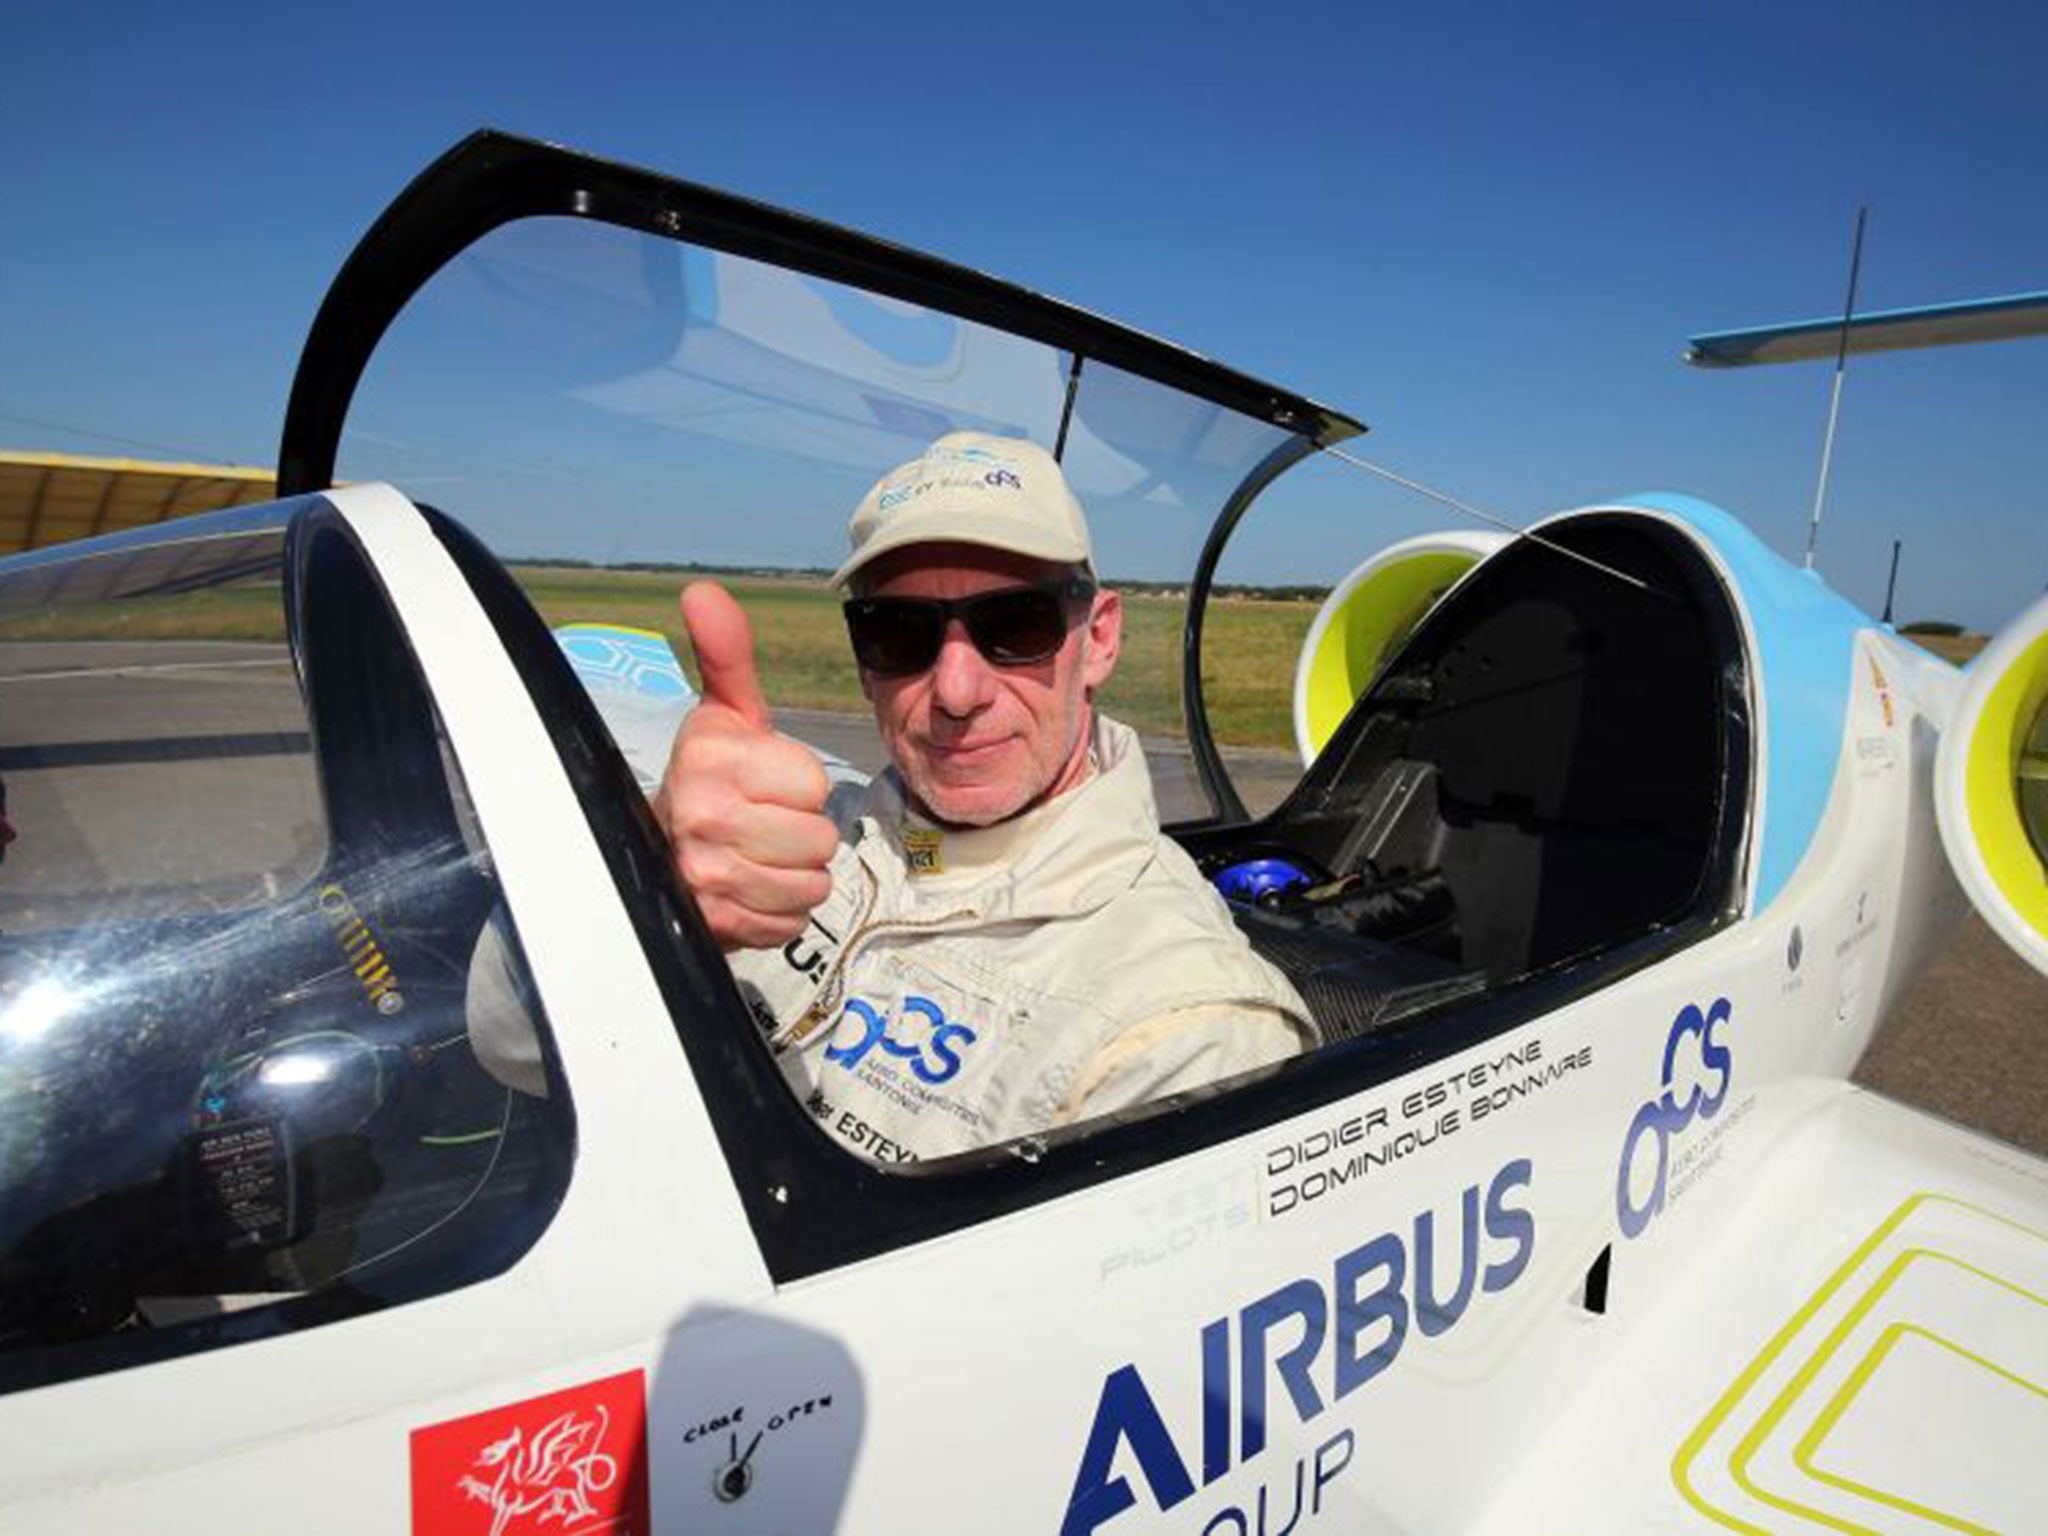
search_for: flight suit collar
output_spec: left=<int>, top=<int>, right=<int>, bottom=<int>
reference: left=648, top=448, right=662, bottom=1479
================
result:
left=857, top=716, right=1159, bottom=924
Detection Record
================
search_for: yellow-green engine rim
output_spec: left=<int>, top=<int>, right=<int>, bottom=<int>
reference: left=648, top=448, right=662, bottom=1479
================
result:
left=1303, top=552, right=1477, bottom=757
left=1966, top=626, right=2048, bottom=942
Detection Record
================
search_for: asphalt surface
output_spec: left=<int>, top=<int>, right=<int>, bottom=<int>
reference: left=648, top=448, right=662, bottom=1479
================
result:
left=4, top=655, right=2043, bottom=1155
left=0, top=641, right=322, bottom=929
left=1860, top=909, right=2048, bottom=1155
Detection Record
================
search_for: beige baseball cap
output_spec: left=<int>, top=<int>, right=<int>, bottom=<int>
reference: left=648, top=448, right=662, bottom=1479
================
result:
left=832, top=431, right=1094, bottom=588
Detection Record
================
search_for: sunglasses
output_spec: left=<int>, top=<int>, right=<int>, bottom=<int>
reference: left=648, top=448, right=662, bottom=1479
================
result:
left=843, top=577, right=1096, bottom=677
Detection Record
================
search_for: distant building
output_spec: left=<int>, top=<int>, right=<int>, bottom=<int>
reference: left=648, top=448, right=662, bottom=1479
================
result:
left=0, top=451, right=277, bottom=556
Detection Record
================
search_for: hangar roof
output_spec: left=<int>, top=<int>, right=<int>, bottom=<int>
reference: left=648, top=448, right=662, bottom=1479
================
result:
left=0, top=450, right=277, bottom=556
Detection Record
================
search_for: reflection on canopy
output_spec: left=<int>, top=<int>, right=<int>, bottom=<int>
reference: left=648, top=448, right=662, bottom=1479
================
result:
left=340, top=218, right=1292, bottom=579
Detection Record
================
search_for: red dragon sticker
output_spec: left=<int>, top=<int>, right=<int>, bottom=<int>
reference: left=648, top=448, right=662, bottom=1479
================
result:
left=412, top=1370, right=649, bottom=1536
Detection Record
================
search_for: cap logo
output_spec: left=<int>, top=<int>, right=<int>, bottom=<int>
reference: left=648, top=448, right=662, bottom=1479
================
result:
left=835, top=431, right=1087, bottom=588
left=874, top=459, right=1022, bottom=517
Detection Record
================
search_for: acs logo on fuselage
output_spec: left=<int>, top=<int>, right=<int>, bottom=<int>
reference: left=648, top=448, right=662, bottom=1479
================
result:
left=1615, top=998, right=1732, bottom=1239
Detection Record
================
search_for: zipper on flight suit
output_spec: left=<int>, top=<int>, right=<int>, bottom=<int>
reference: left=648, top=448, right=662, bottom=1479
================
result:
left=776, top=857, right=977, bottom=1049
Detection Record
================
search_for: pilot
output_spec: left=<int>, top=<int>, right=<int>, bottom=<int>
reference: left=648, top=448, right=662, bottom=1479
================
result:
left=654, top=432, right=1314, bottom=1162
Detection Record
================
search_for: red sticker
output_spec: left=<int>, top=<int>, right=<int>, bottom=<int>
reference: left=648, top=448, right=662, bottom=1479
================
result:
left=412, top=1369, right=649, bottom=1536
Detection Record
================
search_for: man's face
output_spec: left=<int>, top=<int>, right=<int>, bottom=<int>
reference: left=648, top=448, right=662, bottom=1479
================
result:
left=856, top=543, right=1121, bottom=827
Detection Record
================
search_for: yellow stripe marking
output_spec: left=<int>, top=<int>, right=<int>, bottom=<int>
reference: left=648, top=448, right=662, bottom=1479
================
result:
left=556, top=622, right=669, bottom=641
left=1792, top=1323, right=2047, bottom=1533
left=1671, top=1192, right=2048, bottom=1532
left=1728, top=1248, right=2046, bottom=1530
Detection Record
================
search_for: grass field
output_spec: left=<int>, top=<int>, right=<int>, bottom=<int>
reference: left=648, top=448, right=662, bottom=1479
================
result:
left=0, top=586, right=290, bottom=643
left=0, top=564, right=1992, bottom=750
left=1900, top=630, right=1982, bottom=666
left=518, top=567, right=1314, bottom=746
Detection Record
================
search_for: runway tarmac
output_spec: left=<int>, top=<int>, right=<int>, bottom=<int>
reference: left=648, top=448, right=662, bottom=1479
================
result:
left=1860, top=908, right=2048, bottom=1155
left=0, top=641, right=322, bottom=929
left=4, top=650, right=2042, bottom=1155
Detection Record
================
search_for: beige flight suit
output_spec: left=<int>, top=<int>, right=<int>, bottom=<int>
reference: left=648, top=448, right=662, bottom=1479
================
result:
left=730, top=717, right=1315, bottom=1162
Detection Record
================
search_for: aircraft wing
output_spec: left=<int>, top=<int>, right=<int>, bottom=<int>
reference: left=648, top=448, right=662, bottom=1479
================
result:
left=554, top=621, right=867, bottom=805
left=1686, top=290, right=2048, bottom=367
left=1475, top=1084, right=2048, bottom=1533
left=552, top=622, right=700, bottom=795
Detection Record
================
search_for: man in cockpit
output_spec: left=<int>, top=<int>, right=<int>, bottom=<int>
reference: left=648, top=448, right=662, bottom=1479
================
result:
left=653, top=432, right=1313, bottom=1162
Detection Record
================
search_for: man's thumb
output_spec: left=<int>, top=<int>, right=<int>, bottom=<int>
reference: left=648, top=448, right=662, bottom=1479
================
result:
left=681, top=581, right=771, bottom=732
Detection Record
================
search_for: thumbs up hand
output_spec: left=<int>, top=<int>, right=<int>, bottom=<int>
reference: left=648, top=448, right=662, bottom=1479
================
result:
left=653, top=582, right=838, bottom=952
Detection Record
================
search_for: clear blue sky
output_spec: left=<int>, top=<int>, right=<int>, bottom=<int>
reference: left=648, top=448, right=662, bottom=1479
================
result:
left=5, top=0, right=2045, bottom=628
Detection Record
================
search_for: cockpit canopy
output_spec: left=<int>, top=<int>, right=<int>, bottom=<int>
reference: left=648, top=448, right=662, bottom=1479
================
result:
left=0, top=506, right=572, bottom=1391
left=280, top=131, right=1365, bottom=825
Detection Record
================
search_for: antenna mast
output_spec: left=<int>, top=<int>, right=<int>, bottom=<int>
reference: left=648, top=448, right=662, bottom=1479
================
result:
left=1803, top=206, right=1869, bottom=569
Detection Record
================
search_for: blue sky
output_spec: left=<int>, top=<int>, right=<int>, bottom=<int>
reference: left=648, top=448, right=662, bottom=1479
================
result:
left=5, top=0, right=2045, bottom=627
